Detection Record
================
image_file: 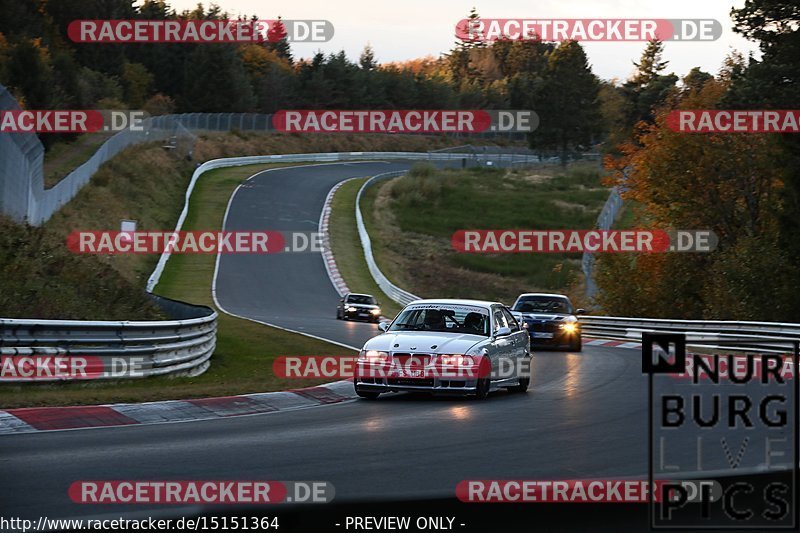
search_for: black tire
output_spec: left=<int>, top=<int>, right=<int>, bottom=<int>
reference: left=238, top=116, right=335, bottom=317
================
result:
left=508, top=356, right=531, bottom=393
left=356, top=389, right=380, bottom=400
left=336, top=310, right=341, bottom=319
left=569, top=336, right=582, bottom=352
left=474, top=377, right=490, bottom=400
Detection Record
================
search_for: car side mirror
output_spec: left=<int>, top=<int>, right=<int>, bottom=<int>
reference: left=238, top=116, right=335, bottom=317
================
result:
left=494, top=326, right=512, bottom=337
left=340, top=298, right=345, bottom=303
left=575, top=308, right=586, bottom=315
left=378, top=321, right=390, bottom=332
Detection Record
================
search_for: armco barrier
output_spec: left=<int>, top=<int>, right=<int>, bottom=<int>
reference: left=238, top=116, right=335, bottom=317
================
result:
left=580, top=315, right=800, bottom=353
left=355, top=171, right=421, bottom=305
left=147, top=151, right=543, bottom=293
left=2, top=151, right=539, bottom=383
left=0, top=295, right=216, bottom=382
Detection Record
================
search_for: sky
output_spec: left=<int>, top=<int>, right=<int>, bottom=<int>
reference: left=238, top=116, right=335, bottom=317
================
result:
left=157, top=0, right=761, bottom=82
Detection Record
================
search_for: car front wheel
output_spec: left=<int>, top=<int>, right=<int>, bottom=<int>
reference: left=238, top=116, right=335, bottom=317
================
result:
left=474, top=377, right=490, bottom=400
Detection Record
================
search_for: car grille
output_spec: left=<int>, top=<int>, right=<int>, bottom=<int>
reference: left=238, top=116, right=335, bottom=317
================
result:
left=391, top=353, right=431, bottom=365
left=388, top=378, right=435, bottom=387
left=525, top=320, right=559, bottom=333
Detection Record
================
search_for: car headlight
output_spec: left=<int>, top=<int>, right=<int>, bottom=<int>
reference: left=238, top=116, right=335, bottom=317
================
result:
left=370, top=308, right=381, bottom=315
left=347, top=306, right=357, bottom=312
left=560, top=322, right=578, bottom=334
left=438, top=354, right=477, bottom=367
left=359, top=350, right=389, bottom=362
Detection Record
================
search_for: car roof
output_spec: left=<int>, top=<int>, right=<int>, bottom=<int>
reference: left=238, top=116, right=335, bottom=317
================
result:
left=347, top=293, right=375, bottom=298
left=407, top=299, right=502, bottom=309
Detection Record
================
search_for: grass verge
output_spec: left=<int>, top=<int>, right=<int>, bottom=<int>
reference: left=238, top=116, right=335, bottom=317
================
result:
left=1, top=133, right=525, bottom=407
left=0, top=162, right=351, bottom=408
left=360, top=162, right=610, bottom=308
left=43, top=132, right=115, bottom=188
left=328, top=178, right=403, bottom=319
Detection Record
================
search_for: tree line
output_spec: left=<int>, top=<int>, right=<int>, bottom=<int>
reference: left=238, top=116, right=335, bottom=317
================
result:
left=0, top=2, right=605, bottom=159
left=595, top=0, right=800, bottom=321
left=2, top=0, right=798, bottom=321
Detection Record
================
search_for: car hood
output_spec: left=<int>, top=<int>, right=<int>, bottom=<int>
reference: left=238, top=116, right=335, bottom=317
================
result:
left=364, top=332, right=484, bottom=354
left=345, top=303, right=379, bottom=310
left=511, top=312, right=573, bottom=322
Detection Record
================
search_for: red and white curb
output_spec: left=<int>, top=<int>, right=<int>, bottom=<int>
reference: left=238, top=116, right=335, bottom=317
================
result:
left=0, top=340, right=644, bottom=435
left=319, top=178, right=389, bottom=321
left=319, top=179, right=354, bottom=297
left=0, top=380, right=355, bottom=435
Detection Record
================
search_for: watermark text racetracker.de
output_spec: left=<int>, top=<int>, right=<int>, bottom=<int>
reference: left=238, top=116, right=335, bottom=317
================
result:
left=274, top=353, right=534, bottom=381
left=0, top=110, right=146, bottom=133
left=451, top=230, right=718, bottom=253
left=67, top=231, right=324, bottom=254
left=68, top=19, right=333, bottom=43
left=272, top=110, right=537, bottom=133
left=667, top=110, right=800, bottom=133
left=0, top=355, right=146, bottom=380
left=457, top=479, right=721, bottom=503
left=455, top=18, right=722, bottom=42
left=69, top=480, right=333, bottom=504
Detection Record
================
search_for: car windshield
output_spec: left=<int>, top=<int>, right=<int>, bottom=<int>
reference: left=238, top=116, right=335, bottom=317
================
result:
left=347, top=295, right=376, bottom=305
left=513, top=296, right=573, bottom=314
left=388, top=304, right=490, bottom=336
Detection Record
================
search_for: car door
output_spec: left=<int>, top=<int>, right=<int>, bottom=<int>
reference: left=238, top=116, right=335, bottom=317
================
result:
left=490, top=305, right=515, bottom=384
left=503, top=306, right=530, bottom=380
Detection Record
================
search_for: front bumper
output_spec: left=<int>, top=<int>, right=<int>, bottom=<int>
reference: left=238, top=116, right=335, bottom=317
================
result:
left=343, top=309, right=380, bottom=321
left=355, top=376, right=480, bottom=396
left=526, top=325, right=580, bottom=346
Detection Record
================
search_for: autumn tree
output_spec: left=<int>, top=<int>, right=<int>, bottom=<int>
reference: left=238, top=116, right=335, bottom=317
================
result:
left=596, top=76, right=796, bottom=320
left=727, top=0, right=800, bottom=273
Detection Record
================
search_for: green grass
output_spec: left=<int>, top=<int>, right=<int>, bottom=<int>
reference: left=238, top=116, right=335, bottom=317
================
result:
left=360, top=162, right=609, bottom=305
left=328, top=178, right=403, bottom=319
left=0, top=132, right=531, bottom=407
left=43, top=132, right=114, bottom=188
left=0, top=162, right=352, bottom=408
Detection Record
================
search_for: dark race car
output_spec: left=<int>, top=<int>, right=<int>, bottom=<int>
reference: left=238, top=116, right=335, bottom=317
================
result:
left=510, top=293, right=585, bottom=351
left=336, top=293, right=382, bottom=323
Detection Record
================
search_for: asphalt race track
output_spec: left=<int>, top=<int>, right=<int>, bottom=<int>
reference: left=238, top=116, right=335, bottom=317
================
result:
left=214, top=161, right=416, bottom=349
left=0, top=162, right=794, bottom=524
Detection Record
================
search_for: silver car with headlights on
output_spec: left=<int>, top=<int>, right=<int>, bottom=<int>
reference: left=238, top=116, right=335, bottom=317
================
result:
left=354, top=299, right=531, bottom=400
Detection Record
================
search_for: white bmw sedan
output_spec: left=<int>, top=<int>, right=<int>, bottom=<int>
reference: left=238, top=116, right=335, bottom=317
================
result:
left=354, top=299, right=531, bottom=400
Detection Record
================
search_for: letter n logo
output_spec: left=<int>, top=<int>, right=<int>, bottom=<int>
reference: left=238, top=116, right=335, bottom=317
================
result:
left=642, top=332, right=685, bottom=375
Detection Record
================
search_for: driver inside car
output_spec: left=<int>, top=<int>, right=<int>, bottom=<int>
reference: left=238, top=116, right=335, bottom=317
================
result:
left=422, top=309, right=446, bottom=331
left=463, top=312, right=485, bottom=335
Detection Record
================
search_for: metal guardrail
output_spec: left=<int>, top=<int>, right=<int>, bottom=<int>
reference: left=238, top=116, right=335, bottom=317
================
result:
left=355, top=171, right=421, bottom=306
left=0, top=295, right=216, bottom=382
left=580, top=315, right=800, bottom=353
left=581, top=186, right=623, bottom=299
left=1, top=150, right=542, bottom=383
left=147, top=151, right=545, bottom=292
